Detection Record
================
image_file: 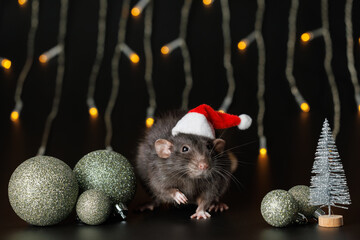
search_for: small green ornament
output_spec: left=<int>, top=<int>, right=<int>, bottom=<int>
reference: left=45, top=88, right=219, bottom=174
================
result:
left=261, top=189, right=299, bottom=227
left=8, top=156, right=79, bottom=226
left=288, top=185, right=318, bottom=218
left=76, top=189, right=112, bottom=225
left=73, top=150, right=136, bottom=204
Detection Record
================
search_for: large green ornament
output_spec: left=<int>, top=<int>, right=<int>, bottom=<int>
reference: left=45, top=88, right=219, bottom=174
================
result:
left=261, top=189, right=299, bottom=227
left=8, top=156, right=79, bottom=226
left=288, top=185, right=318, bottom=218
left=76, top=189, right=112, bottom=225
left=73, top=150, right=136, bottom=204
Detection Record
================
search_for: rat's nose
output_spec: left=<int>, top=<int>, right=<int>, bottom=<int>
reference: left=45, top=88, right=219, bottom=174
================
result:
left=198, top=162, right=209, bottom=170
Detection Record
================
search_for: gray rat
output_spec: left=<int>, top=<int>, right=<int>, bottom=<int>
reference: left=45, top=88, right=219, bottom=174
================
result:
left=135, top=110, right=241, bottom=219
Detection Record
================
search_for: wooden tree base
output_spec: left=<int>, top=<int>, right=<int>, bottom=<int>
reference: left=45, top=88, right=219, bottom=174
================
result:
left=318, top=215, right=343, bottom=228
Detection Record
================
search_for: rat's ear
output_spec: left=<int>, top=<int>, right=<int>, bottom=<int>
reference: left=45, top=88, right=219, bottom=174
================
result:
left=155, top=139, right=173, bottom=158
left=213, top=139, right=226, bottom=153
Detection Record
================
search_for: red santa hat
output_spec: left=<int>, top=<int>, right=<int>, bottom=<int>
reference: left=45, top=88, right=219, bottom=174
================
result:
left=172, top=104, right=252, bottom=139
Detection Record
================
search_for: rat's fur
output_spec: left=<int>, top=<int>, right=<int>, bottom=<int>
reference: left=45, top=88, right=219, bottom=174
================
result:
left=135, top=110, right=233, bottom=219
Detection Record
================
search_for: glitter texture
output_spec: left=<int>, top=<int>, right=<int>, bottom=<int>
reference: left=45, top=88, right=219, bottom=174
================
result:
left=261, top=189, right=299, bottom=227
left=8, top=156, right=79, bottom=226
left=288, top=185, right=318, bottom=217
left=73, top=150, right=136, bottom=204
left=76, top=189, right=112, bottom=225
left=309, top=119, right=351, bottom=212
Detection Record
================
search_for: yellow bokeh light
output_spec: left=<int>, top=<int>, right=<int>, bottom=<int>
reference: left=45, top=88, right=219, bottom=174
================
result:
left=238, top=41, right=247, bottom=50
left=130, top=53, right=140, bottom=63
left=358, top=105, right=360, bottom=112
left=259, top=148, right=267, bottom=156
left=218, top=110, right=225, bottom=113
left=301, top=33, right=311, bottom=42
left=18, top=0, right=27, bottom=6
left=146, top=117, right=154, bottom=128
left=131, top=7, right=140, bottom=17
left=203, top=0, right=212, bottom=6
left=11, top=111, right=19, bottom=122
left=161, top=46, right=169, bottom=55
left=39, top=54, right=48, bottom=63
left=89, top=107, right=98, bottom=118
left=300, top=102, right=310, bottom=112
left=1, top=59, right=11, bottom=69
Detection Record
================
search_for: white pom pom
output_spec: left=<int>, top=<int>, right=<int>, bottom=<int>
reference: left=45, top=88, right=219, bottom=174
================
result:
left=238, top=114, right=252, bottom=130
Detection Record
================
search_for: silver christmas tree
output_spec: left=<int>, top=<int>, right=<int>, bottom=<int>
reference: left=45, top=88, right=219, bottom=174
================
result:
left=309, top=119, right=351, bottom=215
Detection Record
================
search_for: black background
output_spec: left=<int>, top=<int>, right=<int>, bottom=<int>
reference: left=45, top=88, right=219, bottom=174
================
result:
left=0, top=0, right=360, bottom=239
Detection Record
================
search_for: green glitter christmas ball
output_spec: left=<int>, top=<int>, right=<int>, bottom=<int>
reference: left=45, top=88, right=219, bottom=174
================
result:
left=76, top=189, right=112, bottom=225
left=8, top=156, right=79, bottom=226
left=288, top=185, right=318, bottom=218
left=73, top=150, right=136, bottom=204
left=261, top=189, right=299, bottom=227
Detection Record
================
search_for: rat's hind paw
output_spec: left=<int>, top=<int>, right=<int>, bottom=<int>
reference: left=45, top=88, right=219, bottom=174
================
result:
left=208, top=202, right=229, bottom=212
left=170, top=189, right=188, bottom=205
left=190, top=210, right=211, bottom=220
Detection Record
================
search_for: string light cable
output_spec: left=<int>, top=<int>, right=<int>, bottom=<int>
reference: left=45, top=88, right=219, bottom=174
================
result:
left=12, top=0, right=39, bottom=121
left=180, top=0, right=193, bottom=110
left=285, top=0, right=309, bottom=112
left=219, top=0, right=235, bottom=113
left=143, top=1, right=156, bottom=128
left=345, top=0, right=360, bottom=111
left=255, top=0, right=267, bottom=156
left=105, top=0, right=131, bottom=150
left=321, top=0, right=340, bottom=138
left=86, top=0, right=108, bottom=118
left=37, top=0, right=69, bottom=156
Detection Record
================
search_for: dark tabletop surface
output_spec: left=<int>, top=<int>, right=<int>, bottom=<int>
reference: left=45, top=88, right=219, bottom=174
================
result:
left=1, top=0, right=360, bottom=239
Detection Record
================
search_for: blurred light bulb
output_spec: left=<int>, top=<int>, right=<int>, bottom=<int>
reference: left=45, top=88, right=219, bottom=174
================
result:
left=259, top=148, right=267, bottom=156
left=358, top=104, right=360, bottom=112
left=1, top=59, right=11, bottom=69
left=131, top=7, right=140, bottom=16
left=203, top=0, right=213, bottom=6
left=218, top=110, right=225, bottom=113
left=11, top=111, right=19, bottom=122
left=130, top=53, right=140, bottom=63
left=301, top=33, right=311, bottom=42
left=238, top=41, right=247, bottom=50
left=39, top=54, right=48, bottom=63
left=18, top=0, right=27, bottom=6
left=146, top=117, right=154, bottom=128
left=161, top=46, right=169, bottom=55
left=89, top=107, right=98, bottom=118
left=300, top=102, right=310, bottom=112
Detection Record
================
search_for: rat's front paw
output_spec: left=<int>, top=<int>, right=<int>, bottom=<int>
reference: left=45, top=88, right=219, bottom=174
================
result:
left=170, top=189, right=188, bottom=205
left=190, top=210, right=211, bottom=220
left=208, top=202, right=229, bottom=212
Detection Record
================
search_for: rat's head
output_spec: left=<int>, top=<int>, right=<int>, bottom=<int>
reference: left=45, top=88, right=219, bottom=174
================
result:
left=154, top=134, right=225, bottom=179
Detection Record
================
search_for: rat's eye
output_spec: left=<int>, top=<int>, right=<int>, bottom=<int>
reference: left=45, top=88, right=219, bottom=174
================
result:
left=182, top=146, right=189, bottom=153
left=206, top=143, right=213, bottom=150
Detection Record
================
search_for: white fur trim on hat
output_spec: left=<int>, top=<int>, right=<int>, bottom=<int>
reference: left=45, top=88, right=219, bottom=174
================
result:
left=172, top=112, right=215, bottom=139
left=238, top=114, right=252, bottom=130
